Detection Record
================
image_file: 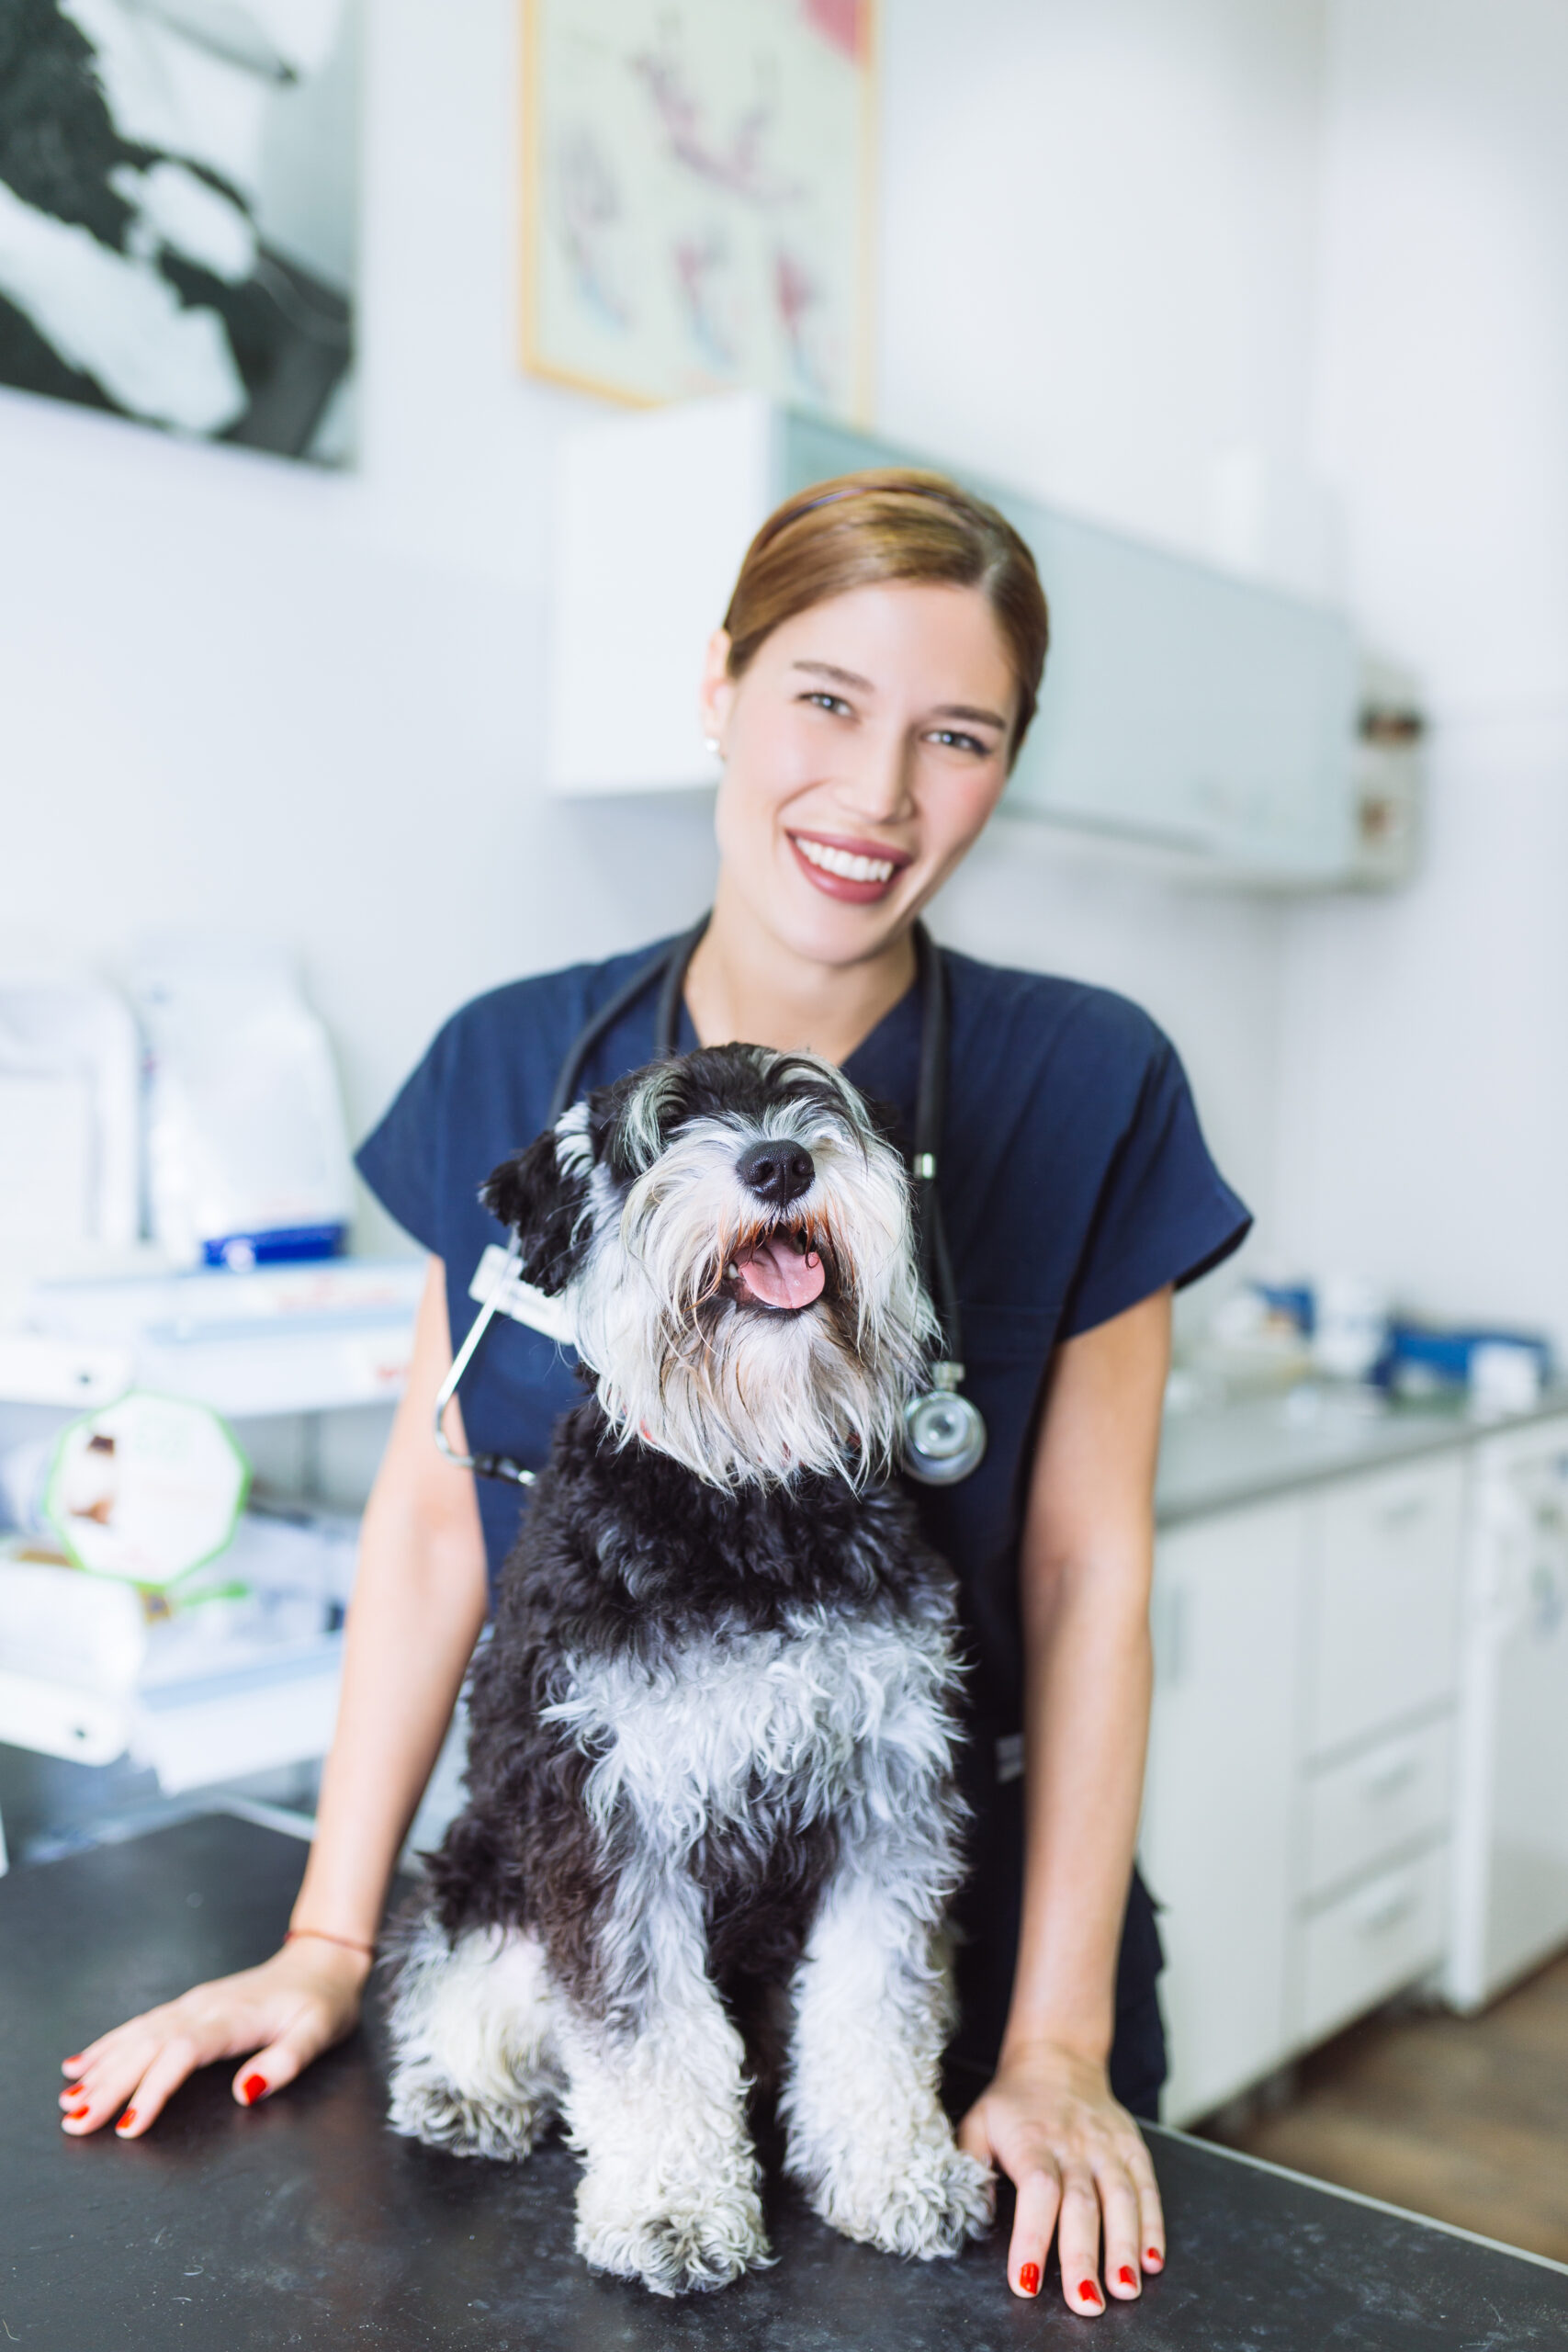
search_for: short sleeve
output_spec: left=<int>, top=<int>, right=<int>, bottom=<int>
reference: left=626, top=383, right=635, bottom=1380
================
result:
left=354, top=1017, right=455, bottom=1257
left=1058, top=1036, right=1251, bottom=1340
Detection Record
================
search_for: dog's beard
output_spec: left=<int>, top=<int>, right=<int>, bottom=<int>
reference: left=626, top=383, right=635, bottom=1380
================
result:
left=569, top=1112, right=938, bottom=1488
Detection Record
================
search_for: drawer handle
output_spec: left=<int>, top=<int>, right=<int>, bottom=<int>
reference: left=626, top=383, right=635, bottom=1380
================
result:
left=1359, top=1754, right=1420, bottom=1803
left=1355, top=1887, right=1418, bottom=1937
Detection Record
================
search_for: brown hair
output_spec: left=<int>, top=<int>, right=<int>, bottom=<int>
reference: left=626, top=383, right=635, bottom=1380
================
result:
left=721, top=469, right=1050, bottom=763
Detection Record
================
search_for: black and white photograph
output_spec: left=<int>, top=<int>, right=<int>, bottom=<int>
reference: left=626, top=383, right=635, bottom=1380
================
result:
left=0, top=0, right=358, bottom=460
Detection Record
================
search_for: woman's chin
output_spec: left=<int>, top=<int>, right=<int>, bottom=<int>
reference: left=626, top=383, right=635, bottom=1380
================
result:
left=766, top=868, right=919, bottom=966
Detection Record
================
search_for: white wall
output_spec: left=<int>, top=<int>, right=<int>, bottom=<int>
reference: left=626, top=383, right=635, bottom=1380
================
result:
left=3, top=0, right=1334, bottom=1272
left=1276, top=0, right=1568, bottom=1346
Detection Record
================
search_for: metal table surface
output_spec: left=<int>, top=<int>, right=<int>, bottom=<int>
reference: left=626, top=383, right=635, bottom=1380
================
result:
left=3, top=1816, right=1564, bottom=2350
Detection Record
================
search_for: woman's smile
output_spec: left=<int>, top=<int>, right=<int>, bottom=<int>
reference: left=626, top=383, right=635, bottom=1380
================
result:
left=787, top=828, right=914, bottom=904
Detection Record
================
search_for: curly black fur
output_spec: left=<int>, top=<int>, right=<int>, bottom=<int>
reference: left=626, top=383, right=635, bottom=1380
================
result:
left=423, top=1396, right=960, bottom=2023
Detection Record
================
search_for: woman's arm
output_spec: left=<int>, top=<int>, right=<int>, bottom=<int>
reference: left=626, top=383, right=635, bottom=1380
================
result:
left=59, top=1257, right=490, bottom=2138
left=957, top=1284, right=1171, bottom=2316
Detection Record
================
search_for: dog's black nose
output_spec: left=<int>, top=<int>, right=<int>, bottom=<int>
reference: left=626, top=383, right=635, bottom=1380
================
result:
left=736, top=1138, right=815, bottom=1208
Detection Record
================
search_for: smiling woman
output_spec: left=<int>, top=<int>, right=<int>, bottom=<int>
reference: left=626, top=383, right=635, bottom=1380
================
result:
left=687, top=470, right=1049, bottom=1063
left=59, top=467, right=1250, bottom=2323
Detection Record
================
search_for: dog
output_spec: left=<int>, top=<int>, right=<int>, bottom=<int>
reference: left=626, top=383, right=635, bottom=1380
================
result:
left=385, top=1042, right=994, bottom=2295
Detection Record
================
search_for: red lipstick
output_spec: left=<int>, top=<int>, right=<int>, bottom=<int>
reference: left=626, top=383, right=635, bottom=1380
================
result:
left=787, top=831, right=913, bottom=906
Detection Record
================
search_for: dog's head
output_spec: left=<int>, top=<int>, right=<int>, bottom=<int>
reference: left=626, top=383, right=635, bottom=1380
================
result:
left=482, top=1043, right=937, bottom=1488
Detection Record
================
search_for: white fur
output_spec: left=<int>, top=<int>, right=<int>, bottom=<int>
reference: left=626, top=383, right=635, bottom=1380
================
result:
left=566, top=1060, right=937, bottom=1490
left=782, top=1861, right=995, bottom=2256
left=386, top=1917, right=560, bottom=2160
left=555, top=1870, right=770, bottom=2295
left=543, top=1607, right=958, bottom=1860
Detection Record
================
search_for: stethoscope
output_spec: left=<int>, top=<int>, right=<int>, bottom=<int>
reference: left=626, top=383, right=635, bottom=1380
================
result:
left=434, top=915, right=987, bottom=1490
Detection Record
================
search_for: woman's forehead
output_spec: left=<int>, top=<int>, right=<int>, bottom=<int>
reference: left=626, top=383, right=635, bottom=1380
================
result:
left=753, top=580, right=1018, bottom=706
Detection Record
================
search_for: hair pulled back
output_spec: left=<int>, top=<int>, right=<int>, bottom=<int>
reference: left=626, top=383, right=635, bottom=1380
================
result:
left=721, top=469, right=1050, bottom=762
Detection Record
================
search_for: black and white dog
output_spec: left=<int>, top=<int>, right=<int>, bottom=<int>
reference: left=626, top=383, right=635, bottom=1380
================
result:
left=386, top=1043, right=993, bottom=2294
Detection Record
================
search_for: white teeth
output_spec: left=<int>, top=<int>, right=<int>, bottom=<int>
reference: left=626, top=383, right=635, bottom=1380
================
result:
left=795, top=837, right=897, bottom=885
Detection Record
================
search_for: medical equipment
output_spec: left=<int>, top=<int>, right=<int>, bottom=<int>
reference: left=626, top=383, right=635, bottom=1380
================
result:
left=434, top=917, right=987, bottom=1489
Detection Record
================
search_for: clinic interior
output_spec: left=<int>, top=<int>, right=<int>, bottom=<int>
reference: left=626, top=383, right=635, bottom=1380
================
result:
left=3, top=0, right=1566, bottom=2283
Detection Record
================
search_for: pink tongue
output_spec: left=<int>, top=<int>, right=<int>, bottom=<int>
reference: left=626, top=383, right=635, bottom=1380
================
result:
left=735, top=1238, right=826, bottom=1310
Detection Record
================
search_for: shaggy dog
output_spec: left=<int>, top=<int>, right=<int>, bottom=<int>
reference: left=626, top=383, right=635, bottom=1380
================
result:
left=385, top=1043, right=994, bottom=2294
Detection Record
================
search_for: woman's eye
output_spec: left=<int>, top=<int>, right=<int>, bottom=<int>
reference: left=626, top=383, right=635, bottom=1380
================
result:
left=802, top=691, right=853, bottom=718
left=926, top=728, right=992, bottom=756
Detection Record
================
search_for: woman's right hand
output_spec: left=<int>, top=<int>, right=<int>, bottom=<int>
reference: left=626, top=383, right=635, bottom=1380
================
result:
left=57, top=1937, right=372, bottom=2139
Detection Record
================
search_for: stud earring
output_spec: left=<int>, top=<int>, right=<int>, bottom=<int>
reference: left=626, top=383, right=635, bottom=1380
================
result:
left=704, top=735, right=721, bottom=755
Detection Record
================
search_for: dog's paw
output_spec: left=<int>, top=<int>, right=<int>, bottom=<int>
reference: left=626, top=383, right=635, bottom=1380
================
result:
left=807, top=2131, right=995, bottom=2261
left=387, top=2062, right=551, bottom=2162
left=575, top=2177, right=772, bottom=2296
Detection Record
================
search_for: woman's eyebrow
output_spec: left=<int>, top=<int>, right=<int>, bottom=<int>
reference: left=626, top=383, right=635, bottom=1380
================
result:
left=792, top=660, right=874, bottom=691
left=932, top=703, right=1009, bottom=729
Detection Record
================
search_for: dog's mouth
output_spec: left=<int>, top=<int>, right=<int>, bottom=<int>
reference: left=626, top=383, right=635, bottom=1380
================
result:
left=724, top=1225, right=829, bottom=1314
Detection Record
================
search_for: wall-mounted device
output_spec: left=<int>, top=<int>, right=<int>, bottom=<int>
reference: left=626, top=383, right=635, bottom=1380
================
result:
left=548, top=392, right=1382, bottom=889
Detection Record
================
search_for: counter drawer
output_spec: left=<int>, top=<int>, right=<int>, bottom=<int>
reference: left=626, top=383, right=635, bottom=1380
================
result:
left=1300, top=1849, right=1446, bottom=2047
left=1309, top=1456, right=1465, bottom=1757
left=1303, top=1717, right=1451, bottom=1902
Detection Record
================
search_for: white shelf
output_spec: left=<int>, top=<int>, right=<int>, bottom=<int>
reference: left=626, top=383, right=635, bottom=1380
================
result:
left=19, top=1260, right=422, bottom=1419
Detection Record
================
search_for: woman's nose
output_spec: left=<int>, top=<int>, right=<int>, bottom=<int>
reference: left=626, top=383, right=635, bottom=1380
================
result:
left=840, top=726, right=916, bottom=823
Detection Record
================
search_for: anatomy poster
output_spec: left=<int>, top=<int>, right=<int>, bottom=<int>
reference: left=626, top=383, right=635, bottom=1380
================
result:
left=524, top=0, right=875, bottom=417
left=0, top=0, right=358, bottom=463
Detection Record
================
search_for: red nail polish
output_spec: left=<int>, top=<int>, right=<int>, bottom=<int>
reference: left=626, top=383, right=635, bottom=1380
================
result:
left=116, top=2109, right=136, bottom=2131
left=1079, top=2278, right=1102, bottom=2306
left=1119, top=2264, right=1137, bottom=2287
left=64, top=2054, right=85, bottom=2068
left=1018, top=2261, right=1041, bottom=2295
left=241, top=2073, right=267, bottom=2105
left=1145, top=2247, right=1164, bottom=2267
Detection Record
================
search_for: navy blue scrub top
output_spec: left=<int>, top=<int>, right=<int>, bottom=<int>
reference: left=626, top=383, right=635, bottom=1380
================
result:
left=356, top=934, right=1250, bottom=1746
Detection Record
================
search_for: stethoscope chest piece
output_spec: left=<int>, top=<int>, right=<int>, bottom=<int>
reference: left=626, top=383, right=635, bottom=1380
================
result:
left=903, top=1362, right=987, bottom=1487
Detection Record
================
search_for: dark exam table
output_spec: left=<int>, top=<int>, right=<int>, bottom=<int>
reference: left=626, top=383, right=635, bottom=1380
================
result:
left=3, top=1815, right=1564, bottom=2349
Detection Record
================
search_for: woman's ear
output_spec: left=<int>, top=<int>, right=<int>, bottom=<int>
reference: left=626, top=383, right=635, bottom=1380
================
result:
left=698, top=627, right=735, bottom=752
left=479, top=1122, right=591, bottom=1295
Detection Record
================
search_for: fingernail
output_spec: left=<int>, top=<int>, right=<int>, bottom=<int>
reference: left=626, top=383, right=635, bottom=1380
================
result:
left=1145, top=2247, right=1164, bottom=2268
left=116, top=2109, right=136, bottom=2132
left=1018, top=2261, right=1041, bottom=2295
left=241, top=2073, right=267, bottom=2105
left=1119, top=2264, right=1138, bottom=2288
left=66, top=2102, right=88, bottom=2118
left=1078, top=2278, right=1103, bottom=2307
left=63, top=2054, right=85, bottom=2068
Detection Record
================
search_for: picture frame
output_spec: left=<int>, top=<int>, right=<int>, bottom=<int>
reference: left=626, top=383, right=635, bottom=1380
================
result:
left=521, top=0, right=877, bottom=420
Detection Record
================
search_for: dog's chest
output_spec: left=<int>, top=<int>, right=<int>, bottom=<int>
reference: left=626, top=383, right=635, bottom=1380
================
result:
left=543, top=1611, right=954, bottom=1853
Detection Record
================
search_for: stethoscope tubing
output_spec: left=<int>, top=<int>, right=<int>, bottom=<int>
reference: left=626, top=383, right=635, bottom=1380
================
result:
left=434, top=915, right=979, bottom=1485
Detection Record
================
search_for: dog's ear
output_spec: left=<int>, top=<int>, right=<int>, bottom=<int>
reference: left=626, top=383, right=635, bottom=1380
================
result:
left=480, top=1116, right=592, bottom=1295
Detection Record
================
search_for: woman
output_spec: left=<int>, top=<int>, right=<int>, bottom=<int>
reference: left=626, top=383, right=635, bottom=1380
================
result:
left=58, top=471, right=1248, bottom=2316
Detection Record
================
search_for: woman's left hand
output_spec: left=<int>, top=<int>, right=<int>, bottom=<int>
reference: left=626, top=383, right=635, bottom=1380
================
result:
left=957, top=2038, right=1166, bottom=2315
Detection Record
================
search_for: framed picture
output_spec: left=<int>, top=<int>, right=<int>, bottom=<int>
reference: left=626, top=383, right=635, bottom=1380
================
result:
left=0, top=1, right=359, bottom=465
left=523, top=0, right=877, bottom=420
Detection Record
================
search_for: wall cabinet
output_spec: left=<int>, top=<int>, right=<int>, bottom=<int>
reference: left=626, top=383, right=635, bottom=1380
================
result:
left=1145, top=1452, right=1466, bottom=2126
left=549, top=394, right=1359, bottom=884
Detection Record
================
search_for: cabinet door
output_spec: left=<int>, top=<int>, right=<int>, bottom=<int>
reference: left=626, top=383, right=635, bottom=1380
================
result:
left=1308, top=1456, right=1465, bottom=1759
left=1141, top=1498, right=1307, bottom=2125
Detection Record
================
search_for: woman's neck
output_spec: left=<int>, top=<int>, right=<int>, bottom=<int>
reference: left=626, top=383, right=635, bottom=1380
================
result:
left=683, top=887, right=918, bottom=1067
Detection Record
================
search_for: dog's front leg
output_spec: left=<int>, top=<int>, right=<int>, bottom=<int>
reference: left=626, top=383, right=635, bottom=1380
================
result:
left=782, top=1844, right=995, bottom=2259
left=557, top=1870, right=768, bottom=2296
